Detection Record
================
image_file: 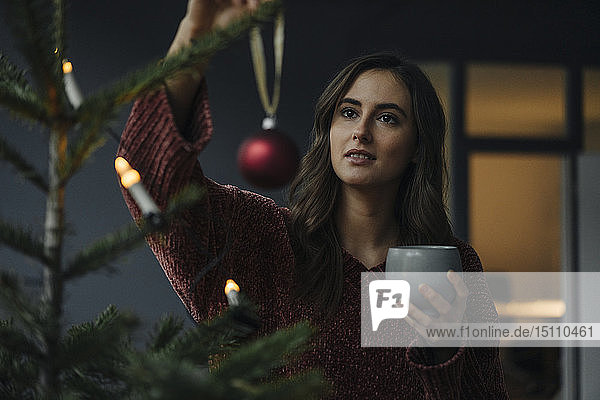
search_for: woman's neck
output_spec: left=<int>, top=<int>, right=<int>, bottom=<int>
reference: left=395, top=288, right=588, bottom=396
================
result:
left=335, top=185, right=399, bottom=269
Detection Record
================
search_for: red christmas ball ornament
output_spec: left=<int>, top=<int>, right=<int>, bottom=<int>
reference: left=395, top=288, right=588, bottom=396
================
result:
left=237, top=120, right=299, bottom=189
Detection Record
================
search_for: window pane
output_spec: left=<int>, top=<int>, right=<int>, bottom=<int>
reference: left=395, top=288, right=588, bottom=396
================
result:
left=466, top=64, right=566, bottom=137
left=469, top=153, right=562, bottom=272
left=584, top=68, right=600, bottom=152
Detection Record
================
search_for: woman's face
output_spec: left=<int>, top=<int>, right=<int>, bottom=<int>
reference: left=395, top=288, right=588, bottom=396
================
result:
left=329, top=69, right=417, bottom=190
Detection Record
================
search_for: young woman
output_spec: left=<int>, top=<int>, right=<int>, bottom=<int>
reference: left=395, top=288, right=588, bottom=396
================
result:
left=118, top=1, right=508, bottom=398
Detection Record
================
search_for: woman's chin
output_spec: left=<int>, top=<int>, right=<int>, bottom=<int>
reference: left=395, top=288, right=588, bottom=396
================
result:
left=337, top=174, right=401, bottom=192
left=340, top=177, right=377, bottom=188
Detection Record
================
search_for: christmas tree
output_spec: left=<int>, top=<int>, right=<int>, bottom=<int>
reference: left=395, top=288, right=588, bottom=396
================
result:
left=0, top=0, right=324, bottom=398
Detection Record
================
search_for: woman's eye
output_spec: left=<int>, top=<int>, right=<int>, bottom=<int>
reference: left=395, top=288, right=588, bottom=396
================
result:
left=378, top=113, right=398, bottom=125
left=341, top=108, right=358, bottom=119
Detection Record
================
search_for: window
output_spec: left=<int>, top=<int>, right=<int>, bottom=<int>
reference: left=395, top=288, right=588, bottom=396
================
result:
left=466, top=64, right=566, bottom=138
left=469, top=153, right=563, bottom=272
left=584, top=68, right=600, bottom=152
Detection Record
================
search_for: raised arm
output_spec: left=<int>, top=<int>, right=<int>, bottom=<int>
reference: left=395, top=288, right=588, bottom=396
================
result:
left=116, top=0, right=289, bottom=326
left=166, top=0, right=264, bottom=131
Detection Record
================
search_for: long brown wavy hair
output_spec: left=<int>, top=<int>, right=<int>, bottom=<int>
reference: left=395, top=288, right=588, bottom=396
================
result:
left=288, top=53, right=453, bottom=314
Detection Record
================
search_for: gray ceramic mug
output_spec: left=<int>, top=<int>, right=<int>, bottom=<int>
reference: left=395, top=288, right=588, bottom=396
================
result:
left=385, top=246, right=462, bottom=317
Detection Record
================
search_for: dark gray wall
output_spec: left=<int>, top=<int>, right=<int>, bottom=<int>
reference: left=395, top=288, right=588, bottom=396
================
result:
left=578, top=155, right=600, bottom=398
left=1, top=0, right=599, bottom=334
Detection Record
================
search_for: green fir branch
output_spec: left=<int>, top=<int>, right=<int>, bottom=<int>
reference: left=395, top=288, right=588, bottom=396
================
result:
left=147, top=315, right=185, bottom=353
left=168, top=301, right=258, bottom=363
left=0, top=320, right=43, bottom=360
left=0, top=135, right=48, bottom=192
left=0, top=1, right=327, bottom=397
left=52, top=0, right=66, bottom=59
left=58, top=305, right=138, bottom=373
left=75, top=0, right=282, bottom=140
left=0, top=53, right=30, bottom=88
left=124, top=353, right=212, bottom=400
left=6, top=0, right=63, bottom=108
left=0, top=84, right=47, bottom=123
left=213, top=321, right=314, bottom=384
left=128, top=319, right=321, bottom=400
left=0, top=272, right=42, bottom=336
left=0, top=53, right=47, bottom=123
left=0, top=349, right=38, bottom=400
left=125, top=298, right=259, bottom=399
left=62, top=372, right=127, bottom=400
left=62, top=221, right=145, bottom=280
left=59, top=306, right=137, bottom=399
left=0, top=218, right=47, bottom=264
left=60, top=125, right=107, bottom=184
left=62, top=1, right=281, bottom=180
left=63, top=184, right=205, bottom=281
left=126, top=299, right=260, bottom=400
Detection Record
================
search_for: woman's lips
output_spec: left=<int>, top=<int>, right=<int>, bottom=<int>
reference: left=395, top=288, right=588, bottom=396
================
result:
left=344, top=149, right=376, bottom=159
left=344, top=149, right=376, bottom=164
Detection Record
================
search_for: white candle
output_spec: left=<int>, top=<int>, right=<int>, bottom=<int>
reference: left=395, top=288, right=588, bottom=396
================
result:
left=115, top=157, right=160, bottom=216
left=224, top=279, right=240, bottom=306
left=62, top=61, right=83, bottom=109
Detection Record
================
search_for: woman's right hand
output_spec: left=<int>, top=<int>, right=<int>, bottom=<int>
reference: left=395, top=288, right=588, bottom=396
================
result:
left=166, top=0, right=268, bottom=132
left=168, top=0, right=264, bottom=56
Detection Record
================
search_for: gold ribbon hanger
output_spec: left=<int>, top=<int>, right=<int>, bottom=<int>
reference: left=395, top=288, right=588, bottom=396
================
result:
left=249, top=11, right=284, bottom=130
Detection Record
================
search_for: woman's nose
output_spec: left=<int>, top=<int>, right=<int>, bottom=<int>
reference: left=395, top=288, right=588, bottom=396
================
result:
left=352, top=120, right=372, bottom=143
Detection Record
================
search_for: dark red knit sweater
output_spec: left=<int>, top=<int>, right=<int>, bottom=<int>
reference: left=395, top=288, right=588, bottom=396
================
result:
left=117, top=83, right=509, bottom=399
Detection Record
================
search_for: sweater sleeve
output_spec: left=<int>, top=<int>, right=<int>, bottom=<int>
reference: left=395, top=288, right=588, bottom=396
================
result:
left=405, top=241, right=510, bottom=399
left=116, top=84, right=295, bottom=327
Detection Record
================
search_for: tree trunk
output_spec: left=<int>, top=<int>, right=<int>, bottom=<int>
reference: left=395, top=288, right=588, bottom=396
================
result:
left=40, top=127, right=67, bottom=397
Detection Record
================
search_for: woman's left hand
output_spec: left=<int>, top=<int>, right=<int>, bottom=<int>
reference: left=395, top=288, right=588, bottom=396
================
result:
left=404, top=269, right=469, bottom=345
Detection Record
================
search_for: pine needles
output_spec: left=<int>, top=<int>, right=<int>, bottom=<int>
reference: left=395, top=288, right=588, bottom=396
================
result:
left=0, top=53, right=47, bottom=123
left=0, top=0, right=325, bottom=398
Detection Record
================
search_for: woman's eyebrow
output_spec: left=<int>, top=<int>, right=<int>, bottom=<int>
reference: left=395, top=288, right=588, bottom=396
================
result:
left=339, top=98, right=407, bottom=119
left=375, top=103, right=408, bottom=118
left=340, top=97, right=361, bottom=107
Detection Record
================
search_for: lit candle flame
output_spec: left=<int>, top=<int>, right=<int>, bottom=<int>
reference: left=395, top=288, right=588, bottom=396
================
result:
left=114, top=157, right=140, bottom=188
left=224, top=279, right=240, bottom=295
left=114, top=156, right=132, bottom=176
left=114, top=156, right=160, bottom=217
left=120, top=169, right=141, bottom=189
left=62, top=60, right=73, bottom=74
